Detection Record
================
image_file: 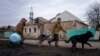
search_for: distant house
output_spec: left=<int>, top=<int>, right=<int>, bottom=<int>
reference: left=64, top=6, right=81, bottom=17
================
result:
left=44, top=11, right=88, bottom=40
left=0, top=25, right=15, bottom=39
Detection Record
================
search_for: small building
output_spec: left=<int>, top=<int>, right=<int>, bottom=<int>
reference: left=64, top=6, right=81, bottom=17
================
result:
left=0, top=25, right=15, bottom=39
left=23, top=17, right=47, bottom=39
left=23, top=7, right=48, bottom=39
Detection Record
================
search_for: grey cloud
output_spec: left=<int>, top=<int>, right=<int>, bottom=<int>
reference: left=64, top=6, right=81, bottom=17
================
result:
left=0, top=0, right=100, bottom=26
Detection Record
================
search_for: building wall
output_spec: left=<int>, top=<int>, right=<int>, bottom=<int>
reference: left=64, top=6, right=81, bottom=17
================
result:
left=94, top=31, right=100, bottom=40
left=76, top=22, right=88, bottom=29
left=23, top=24, right=41, bottom=39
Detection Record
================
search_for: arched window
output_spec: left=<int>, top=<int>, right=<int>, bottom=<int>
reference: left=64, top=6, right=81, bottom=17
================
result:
left=25, top=28, right=26, bottom=33
left=29, top=28, right=31, bottom=33
left=34, top=28, right=36, bottom=33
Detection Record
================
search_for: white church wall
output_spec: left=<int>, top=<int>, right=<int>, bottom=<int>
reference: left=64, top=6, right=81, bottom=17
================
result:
left=23, top=25, right=41, bottom=39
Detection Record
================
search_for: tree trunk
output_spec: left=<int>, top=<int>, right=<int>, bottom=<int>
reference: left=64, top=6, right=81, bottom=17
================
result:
left=96, top=22, right=100, bottom=31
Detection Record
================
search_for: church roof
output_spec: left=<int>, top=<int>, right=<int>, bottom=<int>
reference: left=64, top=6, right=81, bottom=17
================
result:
left=34, top=17, right=48, bottom=23
left=26, top=17, right=48, bottom=26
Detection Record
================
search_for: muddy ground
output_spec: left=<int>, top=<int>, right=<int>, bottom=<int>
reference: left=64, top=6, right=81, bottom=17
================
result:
left=0, top=40, right=100, bottom=56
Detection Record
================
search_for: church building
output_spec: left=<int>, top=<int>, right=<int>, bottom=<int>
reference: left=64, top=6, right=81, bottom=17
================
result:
left=23, top=7, right=47, bottom=39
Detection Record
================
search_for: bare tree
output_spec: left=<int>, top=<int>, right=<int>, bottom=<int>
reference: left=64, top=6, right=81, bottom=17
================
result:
left=87, top=2, right=100, bottom=31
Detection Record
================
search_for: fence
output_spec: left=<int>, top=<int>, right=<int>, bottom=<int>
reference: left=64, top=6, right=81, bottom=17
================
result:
left=66, top=28, right=96, bottom=40
left=4, top=31, right=13, bottom=38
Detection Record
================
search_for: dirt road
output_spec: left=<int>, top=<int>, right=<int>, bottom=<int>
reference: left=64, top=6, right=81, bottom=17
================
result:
left=0, top=39, right=100, bottom=56
left=24, top=40, right=100, bottom=49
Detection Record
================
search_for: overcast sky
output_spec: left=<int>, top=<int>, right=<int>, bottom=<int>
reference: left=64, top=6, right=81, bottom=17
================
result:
left=0, top=0, right=100, bottom=26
